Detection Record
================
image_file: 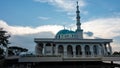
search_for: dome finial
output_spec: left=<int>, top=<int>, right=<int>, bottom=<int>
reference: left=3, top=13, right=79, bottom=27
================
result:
left=70, top=27, right=72, bottom=31
left=77, top=1, right=78, bottom=6
left=63, top=25, right=65, bottom=29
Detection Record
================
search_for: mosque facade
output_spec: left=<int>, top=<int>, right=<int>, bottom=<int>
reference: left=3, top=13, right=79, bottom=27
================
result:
left=4, top=2, right=120, bottom=68
left=34, top=2, right=112, bottom=58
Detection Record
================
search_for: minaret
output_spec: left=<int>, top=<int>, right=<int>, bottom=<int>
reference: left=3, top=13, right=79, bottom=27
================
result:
left=76, top=1, right=81, bottom=31
left=75, top=1, right=83, bottom=39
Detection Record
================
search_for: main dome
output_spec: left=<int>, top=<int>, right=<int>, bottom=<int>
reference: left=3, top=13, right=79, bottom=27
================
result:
left=55, top=29, right=76, bottom=39
left=56, top=29, right=75, bottom=35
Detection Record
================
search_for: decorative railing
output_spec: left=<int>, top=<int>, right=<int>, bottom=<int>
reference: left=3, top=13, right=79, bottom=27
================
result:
left=20, top=54, right=61, bottom=57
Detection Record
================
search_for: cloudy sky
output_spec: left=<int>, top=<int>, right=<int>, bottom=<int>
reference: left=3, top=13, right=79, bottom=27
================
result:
left=0, top=0, right=120, bottom=52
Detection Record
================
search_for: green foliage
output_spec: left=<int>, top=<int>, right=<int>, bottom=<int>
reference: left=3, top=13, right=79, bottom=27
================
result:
left=8, top=46, right=28, bottom=56
left=0, top=28, right=10, bottom=58
left=8, top=49, right=14, bottom=56
left=0, top=28, right=10, bottom=47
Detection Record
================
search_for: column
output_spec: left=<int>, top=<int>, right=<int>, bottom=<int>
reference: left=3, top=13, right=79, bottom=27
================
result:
left=35, top=45, right=37, bottom=54
left=98, top=45, right=102, bottom=56
left=108, top=43, right=112, bottom=55
left=102, top=44, right=106, bottom=56
left=53, top=44, right=55, bottom=55
left=73, top=45, right=76, bottom=57
left=90, top=45, right=94, bottom=57
left=43, top=43, right=46, bottom=55
left=51, top=43, right=54, bottom=55
left=105, top=44, right=108, bottom=55
left=55, top=44, right=58, bottom=56
left=64, top=45, right=67, bottom=57
left=81, top=45, right=85, bottom=57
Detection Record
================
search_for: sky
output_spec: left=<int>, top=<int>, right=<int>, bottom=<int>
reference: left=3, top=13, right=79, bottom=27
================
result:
left=0, top=0, right=120, bottom=52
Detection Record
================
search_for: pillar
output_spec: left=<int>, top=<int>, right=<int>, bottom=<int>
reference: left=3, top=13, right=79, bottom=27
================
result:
left=51, top=43, right=54, bottom=55
left=81, top=45, right=85, bottom=57
left=108, top=43, right=112, bottom=55
left=102, top=44, right=106, bottom=56
left=73, top=45, right=76, bottom=57
left=55, top=44, right=58, bottom=55
left=90, top=45, right=94, bottom=57
left=98, top=45, right=102, bottom=56
left=43, top=43, right=46, bottom=55
left=105, top=44, right=108, bottom=55
left=64, top=44, right=67, bottom=57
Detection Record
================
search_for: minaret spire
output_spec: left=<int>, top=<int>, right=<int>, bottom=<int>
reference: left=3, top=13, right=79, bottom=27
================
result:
left=75, top=1, right=83, bottom=39
left=76, top=1, right=81, bottom=31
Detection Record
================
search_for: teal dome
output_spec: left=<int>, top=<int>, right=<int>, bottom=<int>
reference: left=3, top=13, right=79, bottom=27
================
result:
left=56, top=29, right=75, bottom=35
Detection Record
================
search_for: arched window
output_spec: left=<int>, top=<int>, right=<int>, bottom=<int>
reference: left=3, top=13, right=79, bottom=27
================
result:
left=58, top=45, right=64, bottom=55
left=67, top=45, right=73, bottom=57
left=76, top=45, right=82, bottom=56
left=93, top=45, right=98, bottom=56
left=85, top=45, right=91, bottom=56
left=57, top=35, right=60, bottom=39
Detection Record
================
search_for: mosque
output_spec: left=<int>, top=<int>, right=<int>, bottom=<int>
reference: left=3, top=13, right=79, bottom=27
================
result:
left=35, top=2, right=112, bottom=58
left=5, top=2, right=120, bottom=68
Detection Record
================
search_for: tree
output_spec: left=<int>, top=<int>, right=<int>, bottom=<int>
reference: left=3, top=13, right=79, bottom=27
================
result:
left=8, top=49, right=14, bottom=56
left=8, top=46, right=28, bottom=56
left=113, top=51, right=120, bottom=55
left=0, top=28, right=10, bottom=57
left=0, top=28, right=10, bottom=47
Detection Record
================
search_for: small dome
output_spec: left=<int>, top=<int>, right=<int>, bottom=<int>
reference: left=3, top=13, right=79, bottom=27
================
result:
left=56, top=29, right=75, bottom=35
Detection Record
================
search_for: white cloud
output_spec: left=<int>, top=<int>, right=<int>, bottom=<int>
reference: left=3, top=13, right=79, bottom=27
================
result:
left=0, top=20, right=63, bottom=35
left=33, top=0, right=87, bottom=21
left=1, top=17, right=120, bottom=39
left=82, top=17, right=120, bottom=39
left=112, top=12, right=120, bottom=17
left=34, top=0, right=85, bottom=12
left=0, top=17, right=120, bottom=51
left=37, top=16, right=50, bottom=20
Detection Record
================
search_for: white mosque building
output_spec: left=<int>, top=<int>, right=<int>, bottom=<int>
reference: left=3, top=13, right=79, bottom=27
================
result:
left=34, top=2, right=112, bottom=58
left=5, top=2, right=120, bottom=68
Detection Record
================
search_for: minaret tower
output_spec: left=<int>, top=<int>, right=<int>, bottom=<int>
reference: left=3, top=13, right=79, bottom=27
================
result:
left=76, top=1, right=81, bottom=31
left=75, top=1, right=83, bottom=39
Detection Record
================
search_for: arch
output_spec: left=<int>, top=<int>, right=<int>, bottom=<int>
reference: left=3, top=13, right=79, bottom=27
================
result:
left=85, top=45, right=91, bottom=56
left=67, top=45, right=73, bottom=57
left=37, top=43, right=43, bottom=55
left=93, top=45, right=98, bottom=56
left=46, top=43, right=51, bottom=46
left=58, top=45, right=64, bottom=55
left=76, top=45, right=82, bottom=56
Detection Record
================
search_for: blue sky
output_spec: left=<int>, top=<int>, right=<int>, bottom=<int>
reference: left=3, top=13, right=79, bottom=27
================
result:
left=0, top=0, right=120, bottom=52
left=1, top=0, right=120, bottom=26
